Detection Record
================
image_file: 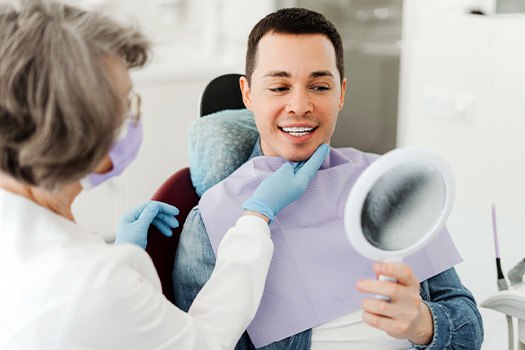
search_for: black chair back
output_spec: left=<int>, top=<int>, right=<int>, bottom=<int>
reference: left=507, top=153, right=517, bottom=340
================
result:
left=200, top=73, right=245, bottom=116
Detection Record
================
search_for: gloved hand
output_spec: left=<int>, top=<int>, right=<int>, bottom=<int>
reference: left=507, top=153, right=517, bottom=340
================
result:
left=115, top=201, right=180, bottom=249
left=243, top=144, right=329, bottom=221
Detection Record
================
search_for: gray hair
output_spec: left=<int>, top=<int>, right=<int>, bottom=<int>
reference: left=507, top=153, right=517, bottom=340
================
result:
left=0, top=0, right=150, bottom=191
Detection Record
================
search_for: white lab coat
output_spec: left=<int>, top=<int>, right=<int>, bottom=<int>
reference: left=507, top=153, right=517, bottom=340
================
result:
left=0, top=188, right=273, bottom=349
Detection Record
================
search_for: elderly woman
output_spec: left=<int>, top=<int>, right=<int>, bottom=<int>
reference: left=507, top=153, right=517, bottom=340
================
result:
left=0, top=1, right=329, bottom=349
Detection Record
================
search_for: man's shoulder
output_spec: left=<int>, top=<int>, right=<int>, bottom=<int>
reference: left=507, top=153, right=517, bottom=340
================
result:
left=182, top=207, right=207, bottom=234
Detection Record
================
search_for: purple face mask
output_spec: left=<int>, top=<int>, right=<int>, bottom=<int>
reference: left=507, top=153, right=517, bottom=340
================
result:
left=81, top=119, right=143, bottom=190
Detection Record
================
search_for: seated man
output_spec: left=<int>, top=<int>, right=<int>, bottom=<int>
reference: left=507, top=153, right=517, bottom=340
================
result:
left=173, top=8, right=483, bottom=350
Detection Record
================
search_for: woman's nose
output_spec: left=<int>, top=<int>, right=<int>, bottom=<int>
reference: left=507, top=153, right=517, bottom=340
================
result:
left=284, top=89, right=313, bottom=116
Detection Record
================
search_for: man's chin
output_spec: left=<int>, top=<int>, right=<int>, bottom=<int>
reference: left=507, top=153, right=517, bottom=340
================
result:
left=262, top=140, right=326, bottom=162
left=281, top=148, right=317, bottom=162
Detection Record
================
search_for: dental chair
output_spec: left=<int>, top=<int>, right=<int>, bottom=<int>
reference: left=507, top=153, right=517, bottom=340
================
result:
left=145, top=73, right=246, bottom=303
left=200, top=73, right=245, bottom=116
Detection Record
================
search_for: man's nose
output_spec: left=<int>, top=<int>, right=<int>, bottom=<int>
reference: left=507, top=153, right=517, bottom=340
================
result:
left=285, top=89, right=313, bottom=116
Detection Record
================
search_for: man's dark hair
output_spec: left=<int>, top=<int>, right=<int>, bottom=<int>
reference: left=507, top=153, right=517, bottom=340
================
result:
left=245, top=7, right=344, bottom=84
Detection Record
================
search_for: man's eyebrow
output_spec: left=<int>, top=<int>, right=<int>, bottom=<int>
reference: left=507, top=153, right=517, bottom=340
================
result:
left=263, top=71, right=292, bottom=78
left=311, top=70, right=334, bottom=78
left=262, top=70, right=335, bottom=79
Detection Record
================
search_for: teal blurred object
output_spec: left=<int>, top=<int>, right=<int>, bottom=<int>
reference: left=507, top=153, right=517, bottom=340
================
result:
left=189, top=108, right=258, bottom=196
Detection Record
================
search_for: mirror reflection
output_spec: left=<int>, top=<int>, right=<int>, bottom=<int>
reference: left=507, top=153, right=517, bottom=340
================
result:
left=360, top=162, right=446, bottom=251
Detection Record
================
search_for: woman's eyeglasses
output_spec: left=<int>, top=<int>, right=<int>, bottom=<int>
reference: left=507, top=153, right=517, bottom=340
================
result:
left=128, top=91, right=141, bottom=126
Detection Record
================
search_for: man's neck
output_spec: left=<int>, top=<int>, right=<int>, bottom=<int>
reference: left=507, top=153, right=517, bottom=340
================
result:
left=248, top=138, right=264, bottom=160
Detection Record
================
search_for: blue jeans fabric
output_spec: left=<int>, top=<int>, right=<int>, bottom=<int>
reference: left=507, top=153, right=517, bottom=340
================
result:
left=173, top=207, right=483, bottom=349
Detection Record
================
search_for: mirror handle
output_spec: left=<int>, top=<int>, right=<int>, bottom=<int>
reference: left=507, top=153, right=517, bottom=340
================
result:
left=375, top=274, right=397, bottom=301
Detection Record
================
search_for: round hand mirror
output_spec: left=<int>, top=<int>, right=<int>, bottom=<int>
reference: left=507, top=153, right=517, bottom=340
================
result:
left=344, top=148, right=455, bottom=263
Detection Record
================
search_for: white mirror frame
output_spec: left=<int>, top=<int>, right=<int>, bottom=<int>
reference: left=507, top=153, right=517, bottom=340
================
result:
left=344, top=148, right=455, bottom=262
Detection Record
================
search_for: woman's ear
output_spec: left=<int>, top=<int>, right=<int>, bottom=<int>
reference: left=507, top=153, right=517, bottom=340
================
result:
left=93, top=155, right=113, bottom=174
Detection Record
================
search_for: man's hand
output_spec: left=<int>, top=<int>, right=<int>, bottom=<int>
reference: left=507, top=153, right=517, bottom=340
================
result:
left=357, top=262, right=434, bottom=345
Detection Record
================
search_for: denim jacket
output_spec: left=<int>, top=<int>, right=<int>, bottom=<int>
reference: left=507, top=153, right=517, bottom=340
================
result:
left=173, top=143, right=483, bottom=349
left=173, top=207, right=483, bottom=350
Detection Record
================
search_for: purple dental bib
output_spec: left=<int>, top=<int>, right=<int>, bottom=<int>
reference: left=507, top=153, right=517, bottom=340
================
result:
left=199, top=147, right=462, bottom=348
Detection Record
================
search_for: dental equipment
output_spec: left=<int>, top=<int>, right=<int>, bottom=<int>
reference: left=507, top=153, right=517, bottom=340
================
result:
left=493, top=205, right=511, bottom=291
left=482, top=205, right=514, bottom=350
left=509, top=258, right=525, bottom=286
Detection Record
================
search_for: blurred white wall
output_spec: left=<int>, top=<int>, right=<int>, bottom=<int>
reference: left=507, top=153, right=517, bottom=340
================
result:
left=399, top=0, right=525, bottom=347
left=72, top=0, right=278, bottom=239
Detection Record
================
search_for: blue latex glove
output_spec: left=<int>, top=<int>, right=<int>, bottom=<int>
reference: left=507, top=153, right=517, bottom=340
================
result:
left=115, top=201, right=180, bottom=249
left=243, top=144, right=330, bottom=221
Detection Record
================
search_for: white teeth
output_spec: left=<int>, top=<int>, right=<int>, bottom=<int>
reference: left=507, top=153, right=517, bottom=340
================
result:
left=282, top=127, right=314, bottom=132
left=287, top=132, right=309, bottom=136
left=281, top=126, right=314, bottom=136
left=282, top=126, right=314, bottom=137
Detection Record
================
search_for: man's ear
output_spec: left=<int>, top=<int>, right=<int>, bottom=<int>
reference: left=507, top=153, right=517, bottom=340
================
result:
left=338, top=78, right=347, bottom=111
left=239, top=76, right=254, bottom=111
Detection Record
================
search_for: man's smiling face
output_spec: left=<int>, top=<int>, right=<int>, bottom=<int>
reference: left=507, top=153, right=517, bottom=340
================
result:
left=240, top=33, right=346, bottom=161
